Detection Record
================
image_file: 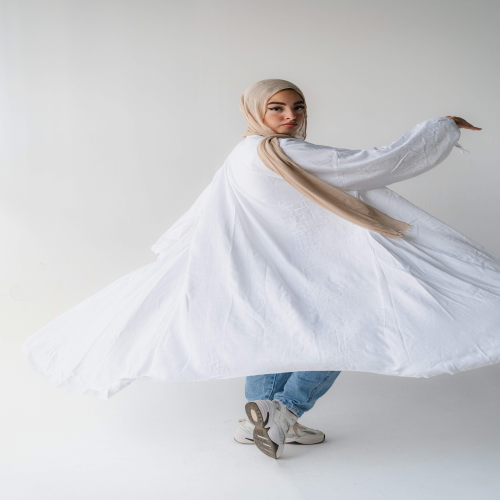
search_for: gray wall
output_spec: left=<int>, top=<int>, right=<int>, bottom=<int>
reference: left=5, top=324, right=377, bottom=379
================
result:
left=2, top=0, right=498, bottom=317
left=1, top=1, right=499, bottom=498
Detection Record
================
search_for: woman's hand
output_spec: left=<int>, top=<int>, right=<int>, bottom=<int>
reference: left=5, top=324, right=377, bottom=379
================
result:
left=445, top=116, right=482, bottom=130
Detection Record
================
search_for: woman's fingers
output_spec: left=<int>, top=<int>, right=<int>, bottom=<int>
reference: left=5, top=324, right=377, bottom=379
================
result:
left=445, top=116, right=482, bottom=130
left=457, top=117, right=482, bottom=130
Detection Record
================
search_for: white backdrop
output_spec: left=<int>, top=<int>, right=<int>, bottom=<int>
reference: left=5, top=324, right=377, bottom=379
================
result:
left=2, top=1, right=500, bottom=499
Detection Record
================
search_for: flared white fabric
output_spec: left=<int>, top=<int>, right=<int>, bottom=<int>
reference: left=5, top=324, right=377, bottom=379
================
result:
left=23, top=118, right=500, bottom=399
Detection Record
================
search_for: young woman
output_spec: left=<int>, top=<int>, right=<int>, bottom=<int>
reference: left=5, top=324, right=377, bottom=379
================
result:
left=24, top=79, right=498, bottom=461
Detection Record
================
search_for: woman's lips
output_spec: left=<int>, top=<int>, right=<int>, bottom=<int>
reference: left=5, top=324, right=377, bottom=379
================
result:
left=282, top=123, right=297, bottom=128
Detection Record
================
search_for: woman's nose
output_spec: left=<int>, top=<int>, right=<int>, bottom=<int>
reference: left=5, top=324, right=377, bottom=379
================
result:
left=284, top=108, right=296, bottom=119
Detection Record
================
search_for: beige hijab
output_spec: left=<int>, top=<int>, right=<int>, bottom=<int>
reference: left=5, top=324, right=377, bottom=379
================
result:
left=240, top=79, right=410, bottom=239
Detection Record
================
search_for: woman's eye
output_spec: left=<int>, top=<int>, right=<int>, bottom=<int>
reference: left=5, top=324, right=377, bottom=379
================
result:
left=295, top=106, right=305, bottom=111
left=268, top=107, right=282, bottom=111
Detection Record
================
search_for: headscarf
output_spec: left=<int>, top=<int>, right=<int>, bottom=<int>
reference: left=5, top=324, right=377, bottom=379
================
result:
left=240, top=79, right=411, bottom=239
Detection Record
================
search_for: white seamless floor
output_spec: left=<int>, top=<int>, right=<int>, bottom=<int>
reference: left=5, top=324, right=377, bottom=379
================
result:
left=3, top=342, right=500, bottom=500
left=3, top=292, right=500, bottom=500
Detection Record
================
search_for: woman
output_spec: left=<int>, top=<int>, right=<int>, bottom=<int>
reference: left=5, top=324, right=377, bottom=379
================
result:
left=23, top=79, right=497, bottom=461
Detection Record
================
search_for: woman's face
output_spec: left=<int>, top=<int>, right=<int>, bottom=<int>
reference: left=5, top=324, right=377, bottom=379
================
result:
left=263, top=89, right=306, bottom=135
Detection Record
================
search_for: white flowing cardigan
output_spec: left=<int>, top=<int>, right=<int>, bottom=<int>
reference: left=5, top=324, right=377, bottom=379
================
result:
left=23, top=117, right=500, bottom=399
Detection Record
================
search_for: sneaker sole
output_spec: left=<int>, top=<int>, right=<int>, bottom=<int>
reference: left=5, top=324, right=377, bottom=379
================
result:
left=287, top=435, right=326, bottom=445
left=245, top=402, right=279, bottom=459
left=233, top=435, right=254, bottom=444
left=234, top=434, right=325, bottom=445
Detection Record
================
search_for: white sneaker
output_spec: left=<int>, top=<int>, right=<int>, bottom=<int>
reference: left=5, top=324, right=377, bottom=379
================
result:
left=244, top=400, right=298, bottom=459
left=234, top=418, right=326, bottom=445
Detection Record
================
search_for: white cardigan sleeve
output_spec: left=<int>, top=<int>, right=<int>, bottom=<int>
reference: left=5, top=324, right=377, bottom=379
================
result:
left=332, top=117, right=462, bottom=191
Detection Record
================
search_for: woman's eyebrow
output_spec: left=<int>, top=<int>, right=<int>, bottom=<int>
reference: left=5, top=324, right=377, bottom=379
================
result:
left=267, top=101, right=305, bottom=105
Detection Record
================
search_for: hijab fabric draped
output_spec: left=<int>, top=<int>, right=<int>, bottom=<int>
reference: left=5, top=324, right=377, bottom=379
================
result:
left=240, top=79, right=411, bottom=239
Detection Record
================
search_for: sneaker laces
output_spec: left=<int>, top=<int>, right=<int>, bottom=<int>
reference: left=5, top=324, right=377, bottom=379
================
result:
left=238, top=419, right=255, bottom=432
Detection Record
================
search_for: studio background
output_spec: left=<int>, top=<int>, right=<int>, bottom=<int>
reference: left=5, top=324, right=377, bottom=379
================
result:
left=1, top=1, right=499, bottom=499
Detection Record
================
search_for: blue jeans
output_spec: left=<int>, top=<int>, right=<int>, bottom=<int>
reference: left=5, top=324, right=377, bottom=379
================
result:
left=245, top=371, right=341, bottom=418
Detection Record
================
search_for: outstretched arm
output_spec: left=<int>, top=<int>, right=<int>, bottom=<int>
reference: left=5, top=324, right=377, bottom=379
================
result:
left=333, top=117, right=480, bottom=191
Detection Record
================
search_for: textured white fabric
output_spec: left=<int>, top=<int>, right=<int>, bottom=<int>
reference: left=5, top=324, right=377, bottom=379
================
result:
left=23, top=117, right=500, bottom=399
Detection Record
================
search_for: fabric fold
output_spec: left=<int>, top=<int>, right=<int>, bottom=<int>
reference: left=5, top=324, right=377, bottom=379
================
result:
left=257, top=134, right=411, bottom=239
